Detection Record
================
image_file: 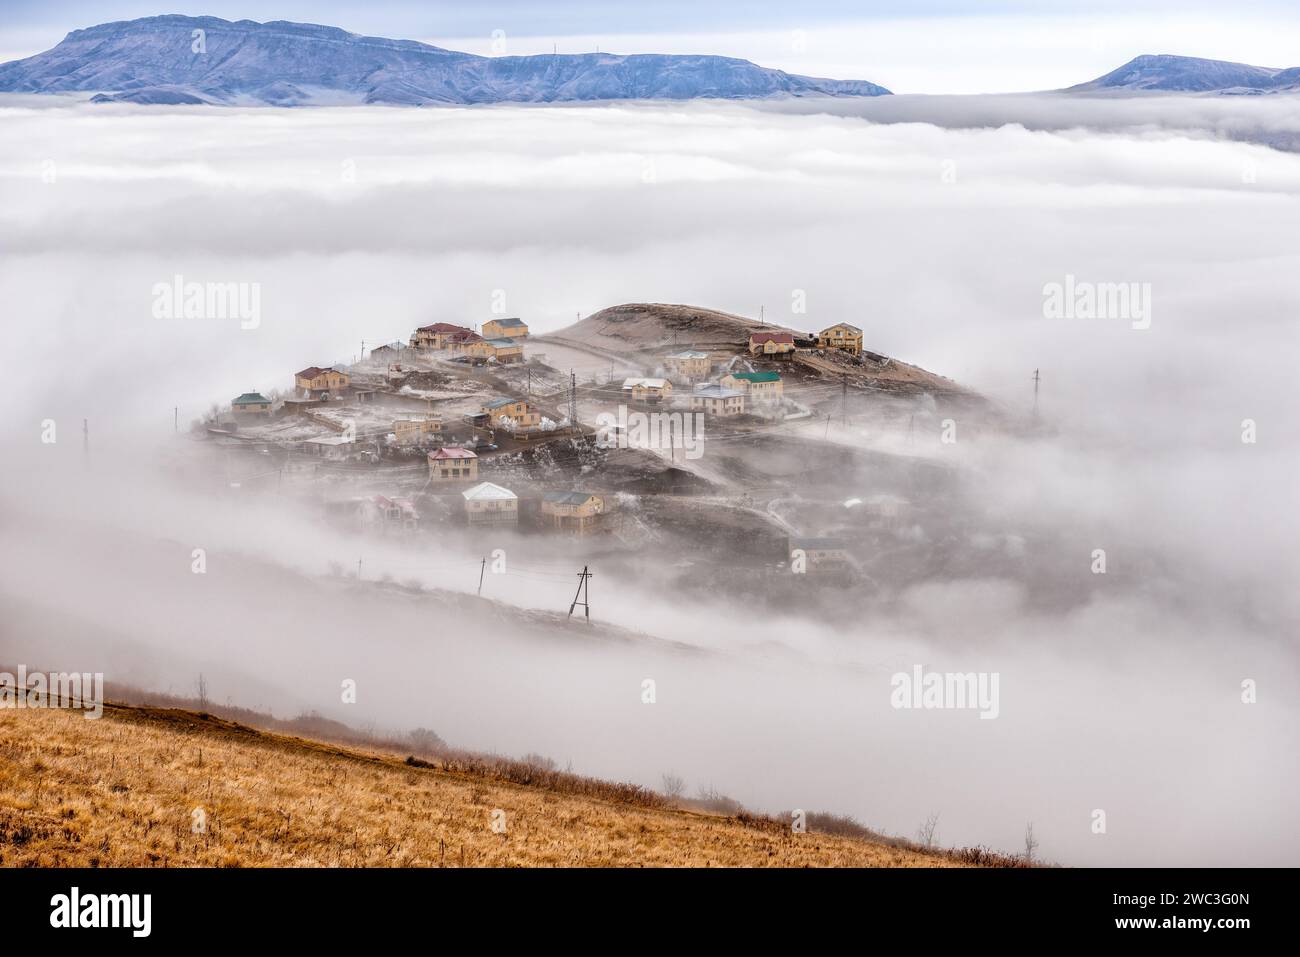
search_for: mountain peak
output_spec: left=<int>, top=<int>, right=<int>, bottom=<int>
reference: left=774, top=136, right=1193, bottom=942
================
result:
left=1066, top=53, right=1296, bottom=94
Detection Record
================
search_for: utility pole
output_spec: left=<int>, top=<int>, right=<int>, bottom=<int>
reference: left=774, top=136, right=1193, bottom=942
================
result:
left=174, top=406, right=178, bottom=432
left=568, top=565, right=592, bottom=621
left=478, top=557, right=486, bottom=596
left=568, top=369, right=578, bottom=432
left=361, top=339, right=366, bottom=361
left=356, top=558, right=362, bottom=581
left=1032, top=368, right=1041, bottom=416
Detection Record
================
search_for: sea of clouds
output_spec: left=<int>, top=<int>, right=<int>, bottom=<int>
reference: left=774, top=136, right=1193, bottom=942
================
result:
left=1, top=95, right=1297, bottom=864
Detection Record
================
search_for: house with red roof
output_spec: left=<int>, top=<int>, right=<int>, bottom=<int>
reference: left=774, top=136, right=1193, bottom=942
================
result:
left=294, top=366, right=350, bottom=396
left=410, top=322, right=477, bottom=351
left=748, top=331, right=796, bottom=356
left=427, top=446, right=478, bottom=483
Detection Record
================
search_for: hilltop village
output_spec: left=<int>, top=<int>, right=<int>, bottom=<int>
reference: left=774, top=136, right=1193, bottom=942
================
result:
left=198, top=305, right=983, bottom=604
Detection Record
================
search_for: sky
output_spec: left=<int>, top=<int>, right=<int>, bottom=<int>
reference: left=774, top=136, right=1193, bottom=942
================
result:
left=4, top=1, right=1300, bottom=93
left=2, top=94, right=1298, bottom=864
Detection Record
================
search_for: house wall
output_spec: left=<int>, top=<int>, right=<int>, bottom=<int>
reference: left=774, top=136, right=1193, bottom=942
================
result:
left=429, top=458, right=478, bottom=482
left=466, top=499, right=518, bottom=524
left=483, top=320, right=529, bottom=339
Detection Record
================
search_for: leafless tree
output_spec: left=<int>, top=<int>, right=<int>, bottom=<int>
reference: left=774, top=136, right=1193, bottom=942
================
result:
left=661, top=772, right=686, bottom=799
left=917, top=812, right=940, bottom=848
left=1024, top=822, right=1039, bottom=864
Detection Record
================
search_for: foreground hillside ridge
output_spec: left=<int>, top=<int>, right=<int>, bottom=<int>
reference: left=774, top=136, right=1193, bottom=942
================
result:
left=0, top=15, right=892, bottom=106
left=0, top=703, right=991, bottom=867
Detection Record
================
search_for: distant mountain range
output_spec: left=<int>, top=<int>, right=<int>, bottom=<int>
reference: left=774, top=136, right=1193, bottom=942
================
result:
left=1, top=17, right=1296, bottom=106
left=0, top=15, right=891, bottom=106
left=1067, top=54, right=1300, bottom=94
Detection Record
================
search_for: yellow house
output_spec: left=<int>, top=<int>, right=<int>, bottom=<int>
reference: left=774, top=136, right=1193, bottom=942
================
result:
left=295, top=366, right=351, bottom=396
left=482, top=317, right=529, bottom=339
left=465, top=337, right=524, bottom=364
left=462, top=482, right=518, bottom=526
left=748, top=331, right=796, bottom=356
left=691, top=384, right=746, bottom=416
left=392, top=417, right=442, bottom=445
left=621, top=377, right=673, bottom=405
left=427, top=446, right=478, bottom=482
left=541, top=491, right=605, bottom=534
left=663, top=351, right=711, bottom=380
left=720, top=371, right=783, bottom=403
left=817, top=323, right=863, bottom=355
left=482, top=398, right=541, bottom=428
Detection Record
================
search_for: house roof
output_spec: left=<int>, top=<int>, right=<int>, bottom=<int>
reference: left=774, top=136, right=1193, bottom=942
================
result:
left=543, top=491, right=598, bottom=505
left=694, top=385, right=744, bottom=399
left=483, top=397, right=525, bottom=410
left=623, top=377, right=670, bottom=389
left=232, top=392, right=270, bottom=405
left=416, top=322, right=471, bottom=334
left=749, top=331, right=794, bottom=344
left=667, top=350, right=709, bottom=359
left=484, top=337, right=519, bottom=347
left=296, top=366, right=328, bottom=379
left=727, top=371, right=781, bottom=383
left=462, top=482, right=517, bottom=502
left=488, top=317, right=527, bottom=328
left=821, top=323, right=863, bottom=335
left=429, top=446, right=477, bottom=460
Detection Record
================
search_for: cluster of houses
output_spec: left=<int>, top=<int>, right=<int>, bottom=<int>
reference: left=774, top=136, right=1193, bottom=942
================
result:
left=624, top=355, right=788, bottom=419
left=417, top=460, right=607, bottom=534
left=231, top=365, right=356, bottom=420
left=459, top=483, right=605, bottom=533
left=406, top=317, right=529, bottom=365
left=222, top=313, right=872, bottom=551
left=625, top=324, right=862, bottom=418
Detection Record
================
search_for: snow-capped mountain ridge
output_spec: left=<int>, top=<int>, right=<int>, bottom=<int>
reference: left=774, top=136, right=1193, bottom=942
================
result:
left=0, top=14, right=891, bottom=106
left=1067, top=54, right=1300, bottom=94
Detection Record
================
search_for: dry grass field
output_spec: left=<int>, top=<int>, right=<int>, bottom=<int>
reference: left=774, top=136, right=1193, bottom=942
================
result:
left=0, top=703, right=975, bottom=868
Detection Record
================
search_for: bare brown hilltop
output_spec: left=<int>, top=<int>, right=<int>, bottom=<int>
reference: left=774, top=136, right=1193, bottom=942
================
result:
left=538, top=303, right=976, bottom=399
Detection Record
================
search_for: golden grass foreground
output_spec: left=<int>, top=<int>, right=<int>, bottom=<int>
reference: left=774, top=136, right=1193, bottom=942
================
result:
left=0, top=703, right=994, bottom=868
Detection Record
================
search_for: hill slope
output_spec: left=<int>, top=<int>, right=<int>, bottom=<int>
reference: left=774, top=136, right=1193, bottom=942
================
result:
left=0, top=703, right=962, bottom=867
left=1066, top=54, right=1300, bottom=94
left=541, top=302, right=974, bottom=397
left=0, top=15, right=891, bottom=106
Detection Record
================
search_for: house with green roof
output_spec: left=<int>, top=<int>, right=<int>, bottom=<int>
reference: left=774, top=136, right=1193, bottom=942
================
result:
left=720, top=370, right=783, bottom=402
left=231, top=392, right=272, bottom=416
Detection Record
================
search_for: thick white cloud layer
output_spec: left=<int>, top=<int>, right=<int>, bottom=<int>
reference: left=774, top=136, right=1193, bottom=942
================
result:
left=1, top=97, right=1297, bottom=865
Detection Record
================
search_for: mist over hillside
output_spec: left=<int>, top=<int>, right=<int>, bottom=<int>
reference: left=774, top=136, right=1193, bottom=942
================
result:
left=1, top=96, right=1297, bottom=866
